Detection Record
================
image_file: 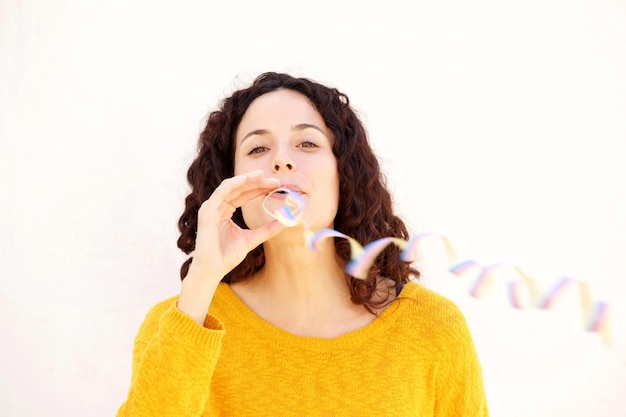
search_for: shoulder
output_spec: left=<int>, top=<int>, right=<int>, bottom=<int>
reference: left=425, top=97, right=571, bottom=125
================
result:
left=398, top=280, right=466, bottom=319
left=144, top=295, right=179, bottom=320
left=394, top=281, right=474, bottom=343
left=134, top=295, right=179, bottom=335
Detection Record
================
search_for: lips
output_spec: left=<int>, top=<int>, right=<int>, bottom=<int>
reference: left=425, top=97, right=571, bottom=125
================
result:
left=266, top=185, right=305, bottom=201
left=270, top=184, right=304, bottom=195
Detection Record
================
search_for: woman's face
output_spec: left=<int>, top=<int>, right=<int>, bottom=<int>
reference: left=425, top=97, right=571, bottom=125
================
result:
left=234, top=89, right=339, bottom=232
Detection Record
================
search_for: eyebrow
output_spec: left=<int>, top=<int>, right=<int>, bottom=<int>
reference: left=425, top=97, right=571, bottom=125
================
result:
left=240, top=123, right=327, bottom=143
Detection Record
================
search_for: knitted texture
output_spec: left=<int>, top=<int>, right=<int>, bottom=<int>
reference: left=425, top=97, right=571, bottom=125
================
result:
left=117, top=281, right=489, bottom=416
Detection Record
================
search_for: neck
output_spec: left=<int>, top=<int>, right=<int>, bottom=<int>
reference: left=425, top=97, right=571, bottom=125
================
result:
left=231, top=226, right=375, bottom=337
left=259, top=228, right=349, bottom=312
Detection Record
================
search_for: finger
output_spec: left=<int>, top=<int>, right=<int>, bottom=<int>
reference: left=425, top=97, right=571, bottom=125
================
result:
left=196, top=181, right=244, bottom=226
left=199, top=173, right=261, bottom=213
left=227, top=184, right=279, bottom=209
left=215, top=173, right=278, bottom=204
left=211, top=174, right=251, bottom=201
left=199, top=173, right=280, bottom=225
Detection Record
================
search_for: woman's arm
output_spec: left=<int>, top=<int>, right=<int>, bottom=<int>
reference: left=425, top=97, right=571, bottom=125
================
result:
left=177, top=170, right=283, bottom=324
left=116, top=299, right=225, bottom=416
left=117, top=171, right=285, bottom=415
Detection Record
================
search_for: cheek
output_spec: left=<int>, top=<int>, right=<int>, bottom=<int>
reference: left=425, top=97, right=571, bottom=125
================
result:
left=319, top=163, right=340, bottom=216
left=328, top=172, right=340, bottom=203
left=234, top=154, right=265, bottom=177
left=330, top=162, right=340, bottom=202
left=233, top=153, right=245, bottom=176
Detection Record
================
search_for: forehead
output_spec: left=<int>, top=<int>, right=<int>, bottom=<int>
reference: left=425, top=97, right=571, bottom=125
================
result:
left=236, top=90, right=327, bottom=137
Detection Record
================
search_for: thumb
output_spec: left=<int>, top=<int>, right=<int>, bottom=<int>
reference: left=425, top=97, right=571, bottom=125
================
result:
left=246, top=220, right=289, bottom=249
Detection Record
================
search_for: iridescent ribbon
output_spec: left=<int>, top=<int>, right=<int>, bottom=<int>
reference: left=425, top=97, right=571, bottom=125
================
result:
left=447, top=255, right=612, bottom=347
left=262, top=188, right=306, bottom=227
left=262, top=188, right=614, bottom=347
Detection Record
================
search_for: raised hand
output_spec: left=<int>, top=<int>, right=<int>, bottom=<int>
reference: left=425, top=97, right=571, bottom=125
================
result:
left=178, top=170, right=284, bottom=324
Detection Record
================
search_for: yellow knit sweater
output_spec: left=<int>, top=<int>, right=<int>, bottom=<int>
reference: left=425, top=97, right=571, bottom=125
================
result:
left=117, top=281, right=488, bottom=416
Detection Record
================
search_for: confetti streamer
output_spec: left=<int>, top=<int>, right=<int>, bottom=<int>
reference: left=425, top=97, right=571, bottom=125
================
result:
left=449, top=260, right=613, bottom=346
left=262, top=188, right=615, bottom=347
left=507, top=266, right=542, bottom=310
left=346, top=237, right=407, bottom=279
left=263, top=188, right=306, bottom=227
left=306, top=228, right=363, bottom=256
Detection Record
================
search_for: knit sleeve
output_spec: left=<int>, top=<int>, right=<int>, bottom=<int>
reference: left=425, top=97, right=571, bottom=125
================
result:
left=116, top=298, right=225, bottom=417
left=434, top=305, right=489, bottom=417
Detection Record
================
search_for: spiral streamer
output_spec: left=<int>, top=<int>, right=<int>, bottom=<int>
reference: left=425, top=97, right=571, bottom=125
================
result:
left=447, top=258, right=612, bottom=346
left=263, top=188, right=614, bottom=347
left=262, top=188, right=305, bottom=227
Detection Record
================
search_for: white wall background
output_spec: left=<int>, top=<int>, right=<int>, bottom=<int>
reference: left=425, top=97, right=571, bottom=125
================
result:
left=1, top=0, right=625, bottom=416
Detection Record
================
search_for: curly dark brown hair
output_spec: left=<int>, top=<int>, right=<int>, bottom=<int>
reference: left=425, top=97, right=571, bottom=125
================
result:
left=177, top=72, right=419, bottom=309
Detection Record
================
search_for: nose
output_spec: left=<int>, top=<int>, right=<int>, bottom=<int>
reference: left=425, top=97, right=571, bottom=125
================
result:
left=272, top=152, right=296, bottom=173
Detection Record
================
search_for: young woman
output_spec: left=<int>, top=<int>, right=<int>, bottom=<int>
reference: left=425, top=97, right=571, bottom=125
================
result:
left=117, top=72, right=489, bottom=416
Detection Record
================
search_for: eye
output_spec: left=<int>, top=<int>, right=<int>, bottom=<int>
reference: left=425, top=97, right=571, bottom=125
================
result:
left=248, top=145, right=268, bottom=155
left=297, top=140, right=319, bottom=149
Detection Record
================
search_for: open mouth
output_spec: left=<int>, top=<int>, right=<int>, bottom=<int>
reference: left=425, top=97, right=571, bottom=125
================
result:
left=262, top=187, right=306, bottom=227
left=269, top=186, right=304, bottom=196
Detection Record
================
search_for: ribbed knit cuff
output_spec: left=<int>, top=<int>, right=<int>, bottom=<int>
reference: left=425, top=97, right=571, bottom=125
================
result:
left=160, top=301, right=225, bottom=347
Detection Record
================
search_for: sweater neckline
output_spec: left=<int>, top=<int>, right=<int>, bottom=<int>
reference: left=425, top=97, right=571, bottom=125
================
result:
left=215, top=281, right=419, bottom=352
